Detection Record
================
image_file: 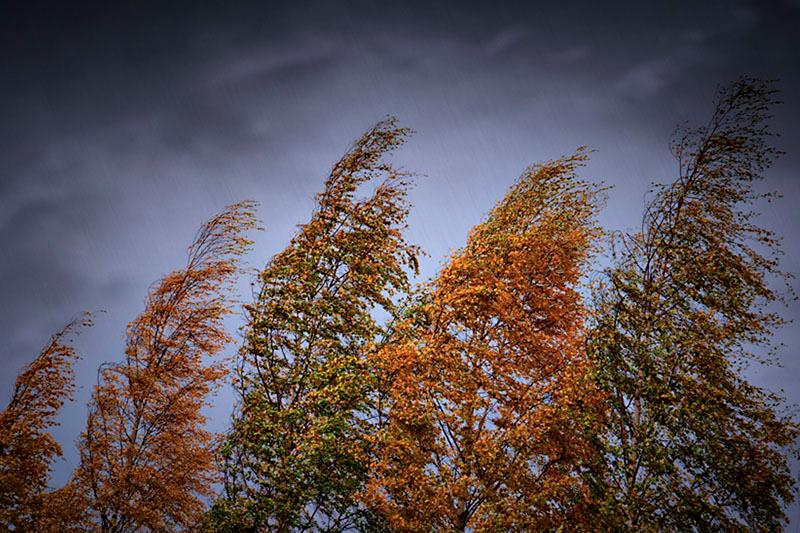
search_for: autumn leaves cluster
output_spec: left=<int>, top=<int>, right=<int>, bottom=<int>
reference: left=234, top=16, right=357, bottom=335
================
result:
left=1, top=78, right=798, bottom=532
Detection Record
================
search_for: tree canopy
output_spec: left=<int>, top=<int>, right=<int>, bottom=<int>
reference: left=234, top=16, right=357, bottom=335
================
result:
left=0, top=79, right=796, bottom=532
left=585, top=78, right=799, bottom=530
left=366, top=149, right=605, bottom=530
left=210, top=118, right=419, bottom=532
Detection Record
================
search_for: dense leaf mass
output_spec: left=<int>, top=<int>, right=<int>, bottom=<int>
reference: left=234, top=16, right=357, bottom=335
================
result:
left=210, top=118, right=419, bottom=531
left=585, top=78, right=799, bottom=530
left=0, top=79, right=797, bottom=532
left=365, top=150, right=606, bottom=531
left=73, top=202, right=257, bottom=532
left=0, top=316, right=91, bottom=531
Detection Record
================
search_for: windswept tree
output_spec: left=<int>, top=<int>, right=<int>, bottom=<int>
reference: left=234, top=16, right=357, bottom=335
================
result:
left=72, top=202, right=257, bottom=532
left=366, top=151, right=605, bottom=531
left=209, top=118, right=419, bottom=531
left=2, top=78, right=795, bottom=533
left=586, top=78, right=799, bottom=530
left=0, top=315, right=91, bottom=531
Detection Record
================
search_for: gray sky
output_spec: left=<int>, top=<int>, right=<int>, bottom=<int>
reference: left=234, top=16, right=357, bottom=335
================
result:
left=2, top=0, right=799, bottom=522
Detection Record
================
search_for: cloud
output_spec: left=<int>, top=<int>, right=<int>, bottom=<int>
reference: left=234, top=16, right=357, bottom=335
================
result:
left=546, top=45, right=591, bottom=63
left=485, top=27, right=527, bottom=55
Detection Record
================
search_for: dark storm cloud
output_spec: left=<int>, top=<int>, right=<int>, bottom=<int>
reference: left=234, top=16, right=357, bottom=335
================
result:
left=1, top=0, right=799, bottom=516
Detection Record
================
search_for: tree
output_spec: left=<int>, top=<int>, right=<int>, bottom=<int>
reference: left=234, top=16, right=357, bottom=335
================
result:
left=365, top=151, right=606, bottom=531
left=209, top=118, right=419, bottom=531
left=72, top=202, right=257, bottom=532
left=0, top=315, right=91, bottom=531
left=586, top=78, right=799, bottom=530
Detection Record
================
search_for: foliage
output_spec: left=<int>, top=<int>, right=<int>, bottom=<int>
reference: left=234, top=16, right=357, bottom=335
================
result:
left=365, top=150, right=606, bottom=531
left=209, top=118, right=419, bottom=531
left=72, top=202, right=257, bottom=532
left=585, top=78, right=799, bottom=530
left=0, top=315, right=91, bottom=531
left=1, top=78, right=797, bottom=533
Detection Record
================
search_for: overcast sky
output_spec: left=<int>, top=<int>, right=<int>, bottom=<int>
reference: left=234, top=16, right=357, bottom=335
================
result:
left=2, top=0, right=799, bottom=522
